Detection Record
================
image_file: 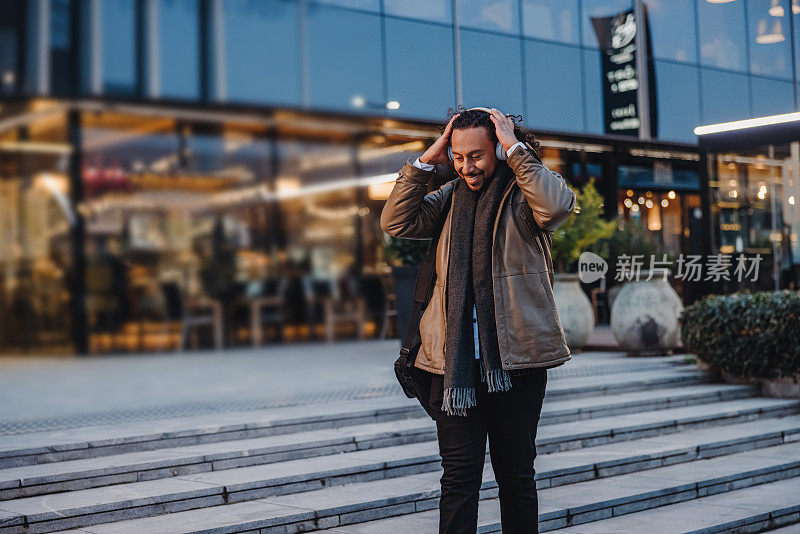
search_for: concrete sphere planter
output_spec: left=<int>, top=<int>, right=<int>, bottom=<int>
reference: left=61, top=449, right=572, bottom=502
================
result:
left=553, top=273, right=594, bottom=350
left=610, top=269, right=683, bottom=356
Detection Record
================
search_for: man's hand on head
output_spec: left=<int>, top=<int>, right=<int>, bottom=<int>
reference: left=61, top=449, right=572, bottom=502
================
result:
left=419, top=113, right=460, bottom=166
left=489, top=108, right=519, bottom=153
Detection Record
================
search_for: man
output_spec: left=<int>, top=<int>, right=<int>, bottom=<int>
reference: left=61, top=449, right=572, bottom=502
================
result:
left=380, top=107, right=576, bottom=533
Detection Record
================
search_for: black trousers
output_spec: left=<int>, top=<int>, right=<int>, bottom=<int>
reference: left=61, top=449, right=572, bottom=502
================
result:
left=426, top=362, right=547, bottom=534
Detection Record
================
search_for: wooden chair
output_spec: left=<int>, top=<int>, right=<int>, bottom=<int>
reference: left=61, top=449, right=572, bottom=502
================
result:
left=161, top=282, right=224, bottom=352
left=246, top=278, right=287, bottom=346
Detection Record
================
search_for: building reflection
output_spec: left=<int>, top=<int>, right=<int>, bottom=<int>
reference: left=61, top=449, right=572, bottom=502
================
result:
left=0, top=100, right=718, bottom=355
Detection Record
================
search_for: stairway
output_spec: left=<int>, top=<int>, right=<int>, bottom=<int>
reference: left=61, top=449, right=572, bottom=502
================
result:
left=0, top=356, right=797, bottom=533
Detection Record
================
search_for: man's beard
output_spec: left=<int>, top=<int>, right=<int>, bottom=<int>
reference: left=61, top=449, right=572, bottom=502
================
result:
left=460, top=171, right=486, bottom=190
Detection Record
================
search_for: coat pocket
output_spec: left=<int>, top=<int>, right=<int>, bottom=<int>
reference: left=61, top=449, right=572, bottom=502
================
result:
left=418, top=281, right=446, bottom=371
left=498, top=271, right=564, bottom=361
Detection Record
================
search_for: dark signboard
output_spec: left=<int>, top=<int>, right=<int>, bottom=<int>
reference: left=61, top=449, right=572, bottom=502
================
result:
left=591, top=7, right=657, bottom=138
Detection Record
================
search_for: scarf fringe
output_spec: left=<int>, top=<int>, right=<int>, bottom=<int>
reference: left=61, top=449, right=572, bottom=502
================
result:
left=441, top=387, right=476, bottom=416
left=486, top=367, right=512, bottom=393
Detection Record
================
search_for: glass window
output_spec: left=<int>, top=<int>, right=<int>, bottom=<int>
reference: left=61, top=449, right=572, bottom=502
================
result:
left=384, top=0, right=452, bottom=24
left=521, top=0, right=579, bottom=45
left=223, top=0, right=301, bottom=106
left=747, top=0, right=791, bottom=78
left=794, top=4, right=800, bottom=82
left=654, top=60, right=699, bottom=143
left=751, top=76, right=794, bottom=117
left=157, top=0, right=200, bottom=99
left=276, top=139, right=358, bottom=280
left=307, top=6, right=383, bottom=112
left=50, top=0, right=74, bottom=95
left=310, top=0, right=380, bottom=12
left=385, top=19, right=456, bottom=119
left=101, top=0, right=137, bottom=95
left=643, top=0, right=696, bottom=64
left=524, top=40, right=582, bottom=133
left=0, top=1, right=24, bottom=95
left=582, top=0, right=633, bottom=49
left=0, top=110, right=73, bottom=354
left=697, top=0, right=747, bottom=71
left=457, top=0, right=519, bottom=35
left=582, top=48, right=604, bottom=135
left=460, top=30, right=524, bottom=113
left=700, top=68, right=751, bottom=124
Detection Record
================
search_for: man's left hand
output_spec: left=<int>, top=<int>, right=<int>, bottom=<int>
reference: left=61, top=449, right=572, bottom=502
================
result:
left=489, top=108, right=518, bottom=153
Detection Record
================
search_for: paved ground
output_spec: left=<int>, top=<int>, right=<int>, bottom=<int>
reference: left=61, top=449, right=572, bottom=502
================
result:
left=0, top=340, right=403, bottom=422
left=0, top=325, right=683, bottom=434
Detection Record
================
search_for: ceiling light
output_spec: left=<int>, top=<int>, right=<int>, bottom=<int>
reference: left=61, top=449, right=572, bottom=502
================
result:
left=694, top=110, right=800, bottom=135
left=351, top=95, right=366, bottom=108
left=756, top=19, right=785, bottom=44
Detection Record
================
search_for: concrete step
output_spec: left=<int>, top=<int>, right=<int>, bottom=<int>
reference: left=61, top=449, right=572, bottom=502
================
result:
left=0, top=367, right=709, bottom=469
left=317, top=477, right=800, bottom=533
left=755, top=525, right=800, bottom=534
left=42, top=442, right=800, bottom=533
left=548, top=476, right=800, bottom=533
left=0, top=385, right=770, bottom=499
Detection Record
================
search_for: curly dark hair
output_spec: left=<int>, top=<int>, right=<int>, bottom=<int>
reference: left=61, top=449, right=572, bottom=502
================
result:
left=441, top=105, right=542, bottom=161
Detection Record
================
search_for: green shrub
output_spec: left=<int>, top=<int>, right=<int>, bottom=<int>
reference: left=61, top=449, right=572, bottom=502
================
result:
left=680, top=290, right=800, bottom=381
left=588, top=215, right=674, bottom=283
left=551, top=177, right=617, bottom=272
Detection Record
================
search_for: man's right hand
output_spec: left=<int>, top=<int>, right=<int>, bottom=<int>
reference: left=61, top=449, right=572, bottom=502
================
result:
left=418, top=113, right=459, bottom=166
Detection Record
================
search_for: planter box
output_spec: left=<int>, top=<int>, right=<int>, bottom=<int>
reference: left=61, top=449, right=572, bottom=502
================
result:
left=696, top=358, right=800, bottom=398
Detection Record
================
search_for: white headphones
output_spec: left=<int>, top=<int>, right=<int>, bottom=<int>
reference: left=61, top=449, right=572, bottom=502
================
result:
left=447, top=106, right=509, bottom=162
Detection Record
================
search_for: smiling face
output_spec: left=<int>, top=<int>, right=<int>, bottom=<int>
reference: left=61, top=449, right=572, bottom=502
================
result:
left=451, top=126, right=499, bottom=191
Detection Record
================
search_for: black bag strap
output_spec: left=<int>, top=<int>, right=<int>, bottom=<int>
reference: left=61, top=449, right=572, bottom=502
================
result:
left=398, top=183, right=454, bottom=364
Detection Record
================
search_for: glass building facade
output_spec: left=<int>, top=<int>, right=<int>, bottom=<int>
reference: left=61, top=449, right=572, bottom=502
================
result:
left=0, top=0, right=797, bottom=354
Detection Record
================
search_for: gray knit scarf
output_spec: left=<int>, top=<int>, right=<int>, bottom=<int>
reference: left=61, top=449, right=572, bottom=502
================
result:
left=442, top=162, right=514, bottom=417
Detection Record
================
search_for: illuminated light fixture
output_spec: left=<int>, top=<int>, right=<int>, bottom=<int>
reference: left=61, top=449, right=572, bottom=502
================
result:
left=631, top=204, right=640, bottom=212
left=667, top=190, right=676, bottom=199
left=661, top=199, right=669, bottom=207
left=648, top=202, right=661, bottom=231
left=624, top=198, right=633, bottom=208
left=0, top=141, right=72, bottom=154
left=645, top=199, right=654, bottom=208
left=789, top=195, right=795, bottom=205
left=770, top=0, right=784, bottom=16
left=351, top=95, right=366, bottom=108
left=626, top=189, right=634, bottom=197
left=694, top=110, right=800, bottom=135
left=795, top=0, right=800, bottom=14
left=730, top=189, right=738, bottom=198
left=386, top=101, right=401, bottom=110
left=274, top=172, right=398, bottom=200
left=756, top=18, right=785, bottom=44
left=645, top=190, right=652, bottom=197
left=368, top=181, right=395, bottom=201
left=638, top=196, right=645, bottom=204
